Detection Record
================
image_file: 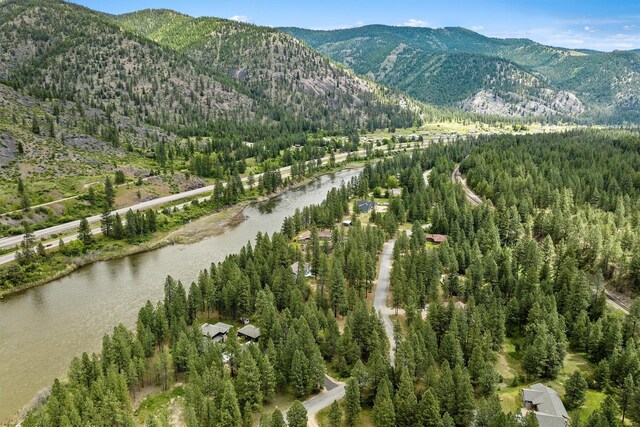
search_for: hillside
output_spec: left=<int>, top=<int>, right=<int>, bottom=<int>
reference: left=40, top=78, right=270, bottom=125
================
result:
left=0, top=1, right=421, bottom=143
left=283, top=25, right=640, bottom=122
left=116, top=9, right=421, bottom=133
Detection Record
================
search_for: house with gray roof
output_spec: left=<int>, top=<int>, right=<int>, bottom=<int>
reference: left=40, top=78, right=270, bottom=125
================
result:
left=521, top=384, right=568, bottom=427
left=200, top=322, right=233, bottom=342
left=238, top=324, right=260, bottom=342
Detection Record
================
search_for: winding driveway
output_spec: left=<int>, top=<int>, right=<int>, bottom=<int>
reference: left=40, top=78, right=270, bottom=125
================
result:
left=452, top=164, right=482, bottom=206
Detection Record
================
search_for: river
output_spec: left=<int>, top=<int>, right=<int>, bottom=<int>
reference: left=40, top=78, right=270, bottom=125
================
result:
left=0, top=167, right=362, bottom=423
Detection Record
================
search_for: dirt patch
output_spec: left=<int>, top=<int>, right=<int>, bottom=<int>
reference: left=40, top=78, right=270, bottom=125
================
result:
left=167, top=397, right=185, bottom=427
left=160, top=206, right=246, bottom=245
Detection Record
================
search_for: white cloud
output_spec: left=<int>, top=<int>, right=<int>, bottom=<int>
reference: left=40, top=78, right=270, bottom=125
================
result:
left=623, top=24, right=637, bottom=31
left=584, top=26, right=596, bottom=33
left=402, top=18, right=428, bottom=27
left=354, top=20, right=364, bottom=27
left=471, top=25, right=485, bottom=32
left=229, top=15, right=250, bottom=23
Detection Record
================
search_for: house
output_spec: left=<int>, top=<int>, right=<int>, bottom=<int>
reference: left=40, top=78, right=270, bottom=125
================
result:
left=425, top=234, right=448, bottom=244
left=357, top=200, right=375, bottom=213
left=201, top=322, right=233, bottom=342
left=291, top=261, right=313, bottom=278
left=389, top=188, right=402, bottom=197
left=521, top=384, right=568, bottom=427
left=238, top=324, right=260, bottom=342
left=297, top=229, right=332, bottom=243
left=342, top=219, right=352, bottom=227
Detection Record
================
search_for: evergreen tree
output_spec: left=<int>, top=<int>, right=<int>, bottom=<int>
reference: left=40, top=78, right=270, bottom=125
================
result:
left=417, top=389, right=443, bottom=427
left=104, top=176, right=115, bottom=209
left=373, top=380, right=395, bottom=427
left=565, top=371, right=588, bottom=409
left=236, top=352, right=263, bottom=411
left=286, top=401, right=308, bottom=427
left=328, top=400, right=342, bottom=427
left=345, top=378, right=361, bottom=426
left=78, top=217, right=93, bottom=246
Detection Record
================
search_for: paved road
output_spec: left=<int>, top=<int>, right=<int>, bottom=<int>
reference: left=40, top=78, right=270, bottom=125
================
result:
left=605, top=289, right=630, bottom=315
left=285, top=375, right=345, bottom=427
left=374, top=240, right=397, bottom=366
left=452, top=164, right=482, bottom=206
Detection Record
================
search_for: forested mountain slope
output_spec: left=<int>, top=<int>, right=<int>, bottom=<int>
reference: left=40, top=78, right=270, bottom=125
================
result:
left=116, top=9, right=421, bottom=133
left=283, top=25, right=640, bottom=123
left=0, top=0, right=421, bottom=143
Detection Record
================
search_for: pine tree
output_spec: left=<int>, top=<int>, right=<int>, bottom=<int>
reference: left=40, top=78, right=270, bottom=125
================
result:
left=220, top=380, right=242, bottom=427
left=328, top=400, right=342, bottom=427
left=113, top=213, right=124, bottom=239
left=395, top=370, right=417, bottom=427
left=286, top=400, right=308, bottom=427
left=78, top=217, right=93, bottom=247
left=236, top=352, right=263, bottom=411
left=417, top=389, right=443, bottom=427
left=599, top=395, right=620, bottom=427
left=100, top=205, right=113, bottom=238
left=453, top=366, right=474, bottom=427
left=565, top=371, right=588, bottom=409
left=104, top=176, right=115, bottom=209
left=345, top=378, right=361, bottom=426
left=270, top=409, right=286, bottom=427
left=290, top=349, right=309, bottom=397
left=373, top=380, right=395, bottom=427
left=329, top=259, right=346, bottom=317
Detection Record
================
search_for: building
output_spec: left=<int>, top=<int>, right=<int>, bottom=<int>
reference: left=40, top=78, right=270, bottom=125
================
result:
left=238, top=324, right=261, bottom=342
left=425, top=234, right=448, bottom=244
left=291, top=261, right=313, bottom=278
left=357, top=200, right=375, bottom=213
left=521, top=384, right=568, bottom=427
left=342, top=219, right=352, bottom=227
left=201, top=322, right=233, bottom=342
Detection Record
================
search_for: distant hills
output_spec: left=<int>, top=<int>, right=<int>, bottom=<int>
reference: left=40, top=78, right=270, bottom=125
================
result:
left=283, top=25, right=640, bottom=123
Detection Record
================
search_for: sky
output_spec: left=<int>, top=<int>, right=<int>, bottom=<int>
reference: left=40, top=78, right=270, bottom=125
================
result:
left=74, top=0, right=640, bottom=51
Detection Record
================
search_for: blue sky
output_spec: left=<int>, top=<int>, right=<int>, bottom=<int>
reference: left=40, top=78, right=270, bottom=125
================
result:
left=75, top=0, right=640, bottom=51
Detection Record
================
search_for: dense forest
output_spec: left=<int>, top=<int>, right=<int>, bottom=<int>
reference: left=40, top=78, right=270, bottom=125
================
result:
left=21, top=132, right=640, bottom=426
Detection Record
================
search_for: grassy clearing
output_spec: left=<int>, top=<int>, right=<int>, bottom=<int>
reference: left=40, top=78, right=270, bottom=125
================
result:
left=496, top=336, right=607, bottom=421
left=316, top=400, right=374, bottom=427
left=135, top=386, right=185, bottom=424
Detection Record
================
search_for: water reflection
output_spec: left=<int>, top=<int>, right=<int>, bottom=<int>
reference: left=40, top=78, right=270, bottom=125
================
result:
left=0, top=167, right=362, bottom=422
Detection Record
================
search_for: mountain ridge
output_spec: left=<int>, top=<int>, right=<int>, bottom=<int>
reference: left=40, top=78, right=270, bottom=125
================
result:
left=282, top=25, right=640, bottom=123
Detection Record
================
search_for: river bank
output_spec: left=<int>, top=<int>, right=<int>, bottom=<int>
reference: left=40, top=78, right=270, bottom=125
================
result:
left=0, top=161, right=366, bottom=299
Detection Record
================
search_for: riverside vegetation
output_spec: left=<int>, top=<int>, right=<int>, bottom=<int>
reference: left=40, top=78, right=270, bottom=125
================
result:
left=19, top=132, right=640, bottom=427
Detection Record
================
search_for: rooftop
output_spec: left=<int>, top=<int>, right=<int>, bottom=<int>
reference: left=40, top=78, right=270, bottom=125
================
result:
left=522, top=384, right=568, bottom=427
left=238, top=324, right=261, bottom=340
left=200, top=322, right=233, bottom=338
left=426, top=233, right=448, bottom=244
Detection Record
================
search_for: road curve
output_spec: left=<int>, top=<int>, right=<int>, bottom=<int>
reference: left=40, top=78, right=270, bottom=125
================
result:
left=452, top=164, right=482, bottom=206
left=285, top=375, right=345, bottom=427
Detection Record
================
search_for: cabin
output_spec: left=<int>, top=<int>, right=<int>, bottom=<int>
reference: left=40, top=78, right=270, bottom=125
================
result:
left=291, top=261, right=313, bottom=278
left=238, top=324, right=261, bottom=342
left=357, top=200, right=375, bottom=213
left=521, top=384, right=568, bottom=427
left=297, top=229, right=332, bottom=243
left=389, top=188, right=402, bottom=197
left=342, top=219, right=352, bottom=227
left=425, top=234, right=448, bottom=244
left=201, top=322, right=233, bottom=342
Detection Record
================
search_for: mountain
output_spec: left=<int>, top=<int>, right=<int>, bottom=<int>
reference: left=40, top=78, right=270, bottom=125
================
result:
left=0, top=1, right=420, bottom=145
left=283, top=25, right=640, bottom=122
left=115, top=9, right=422, bottom=133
